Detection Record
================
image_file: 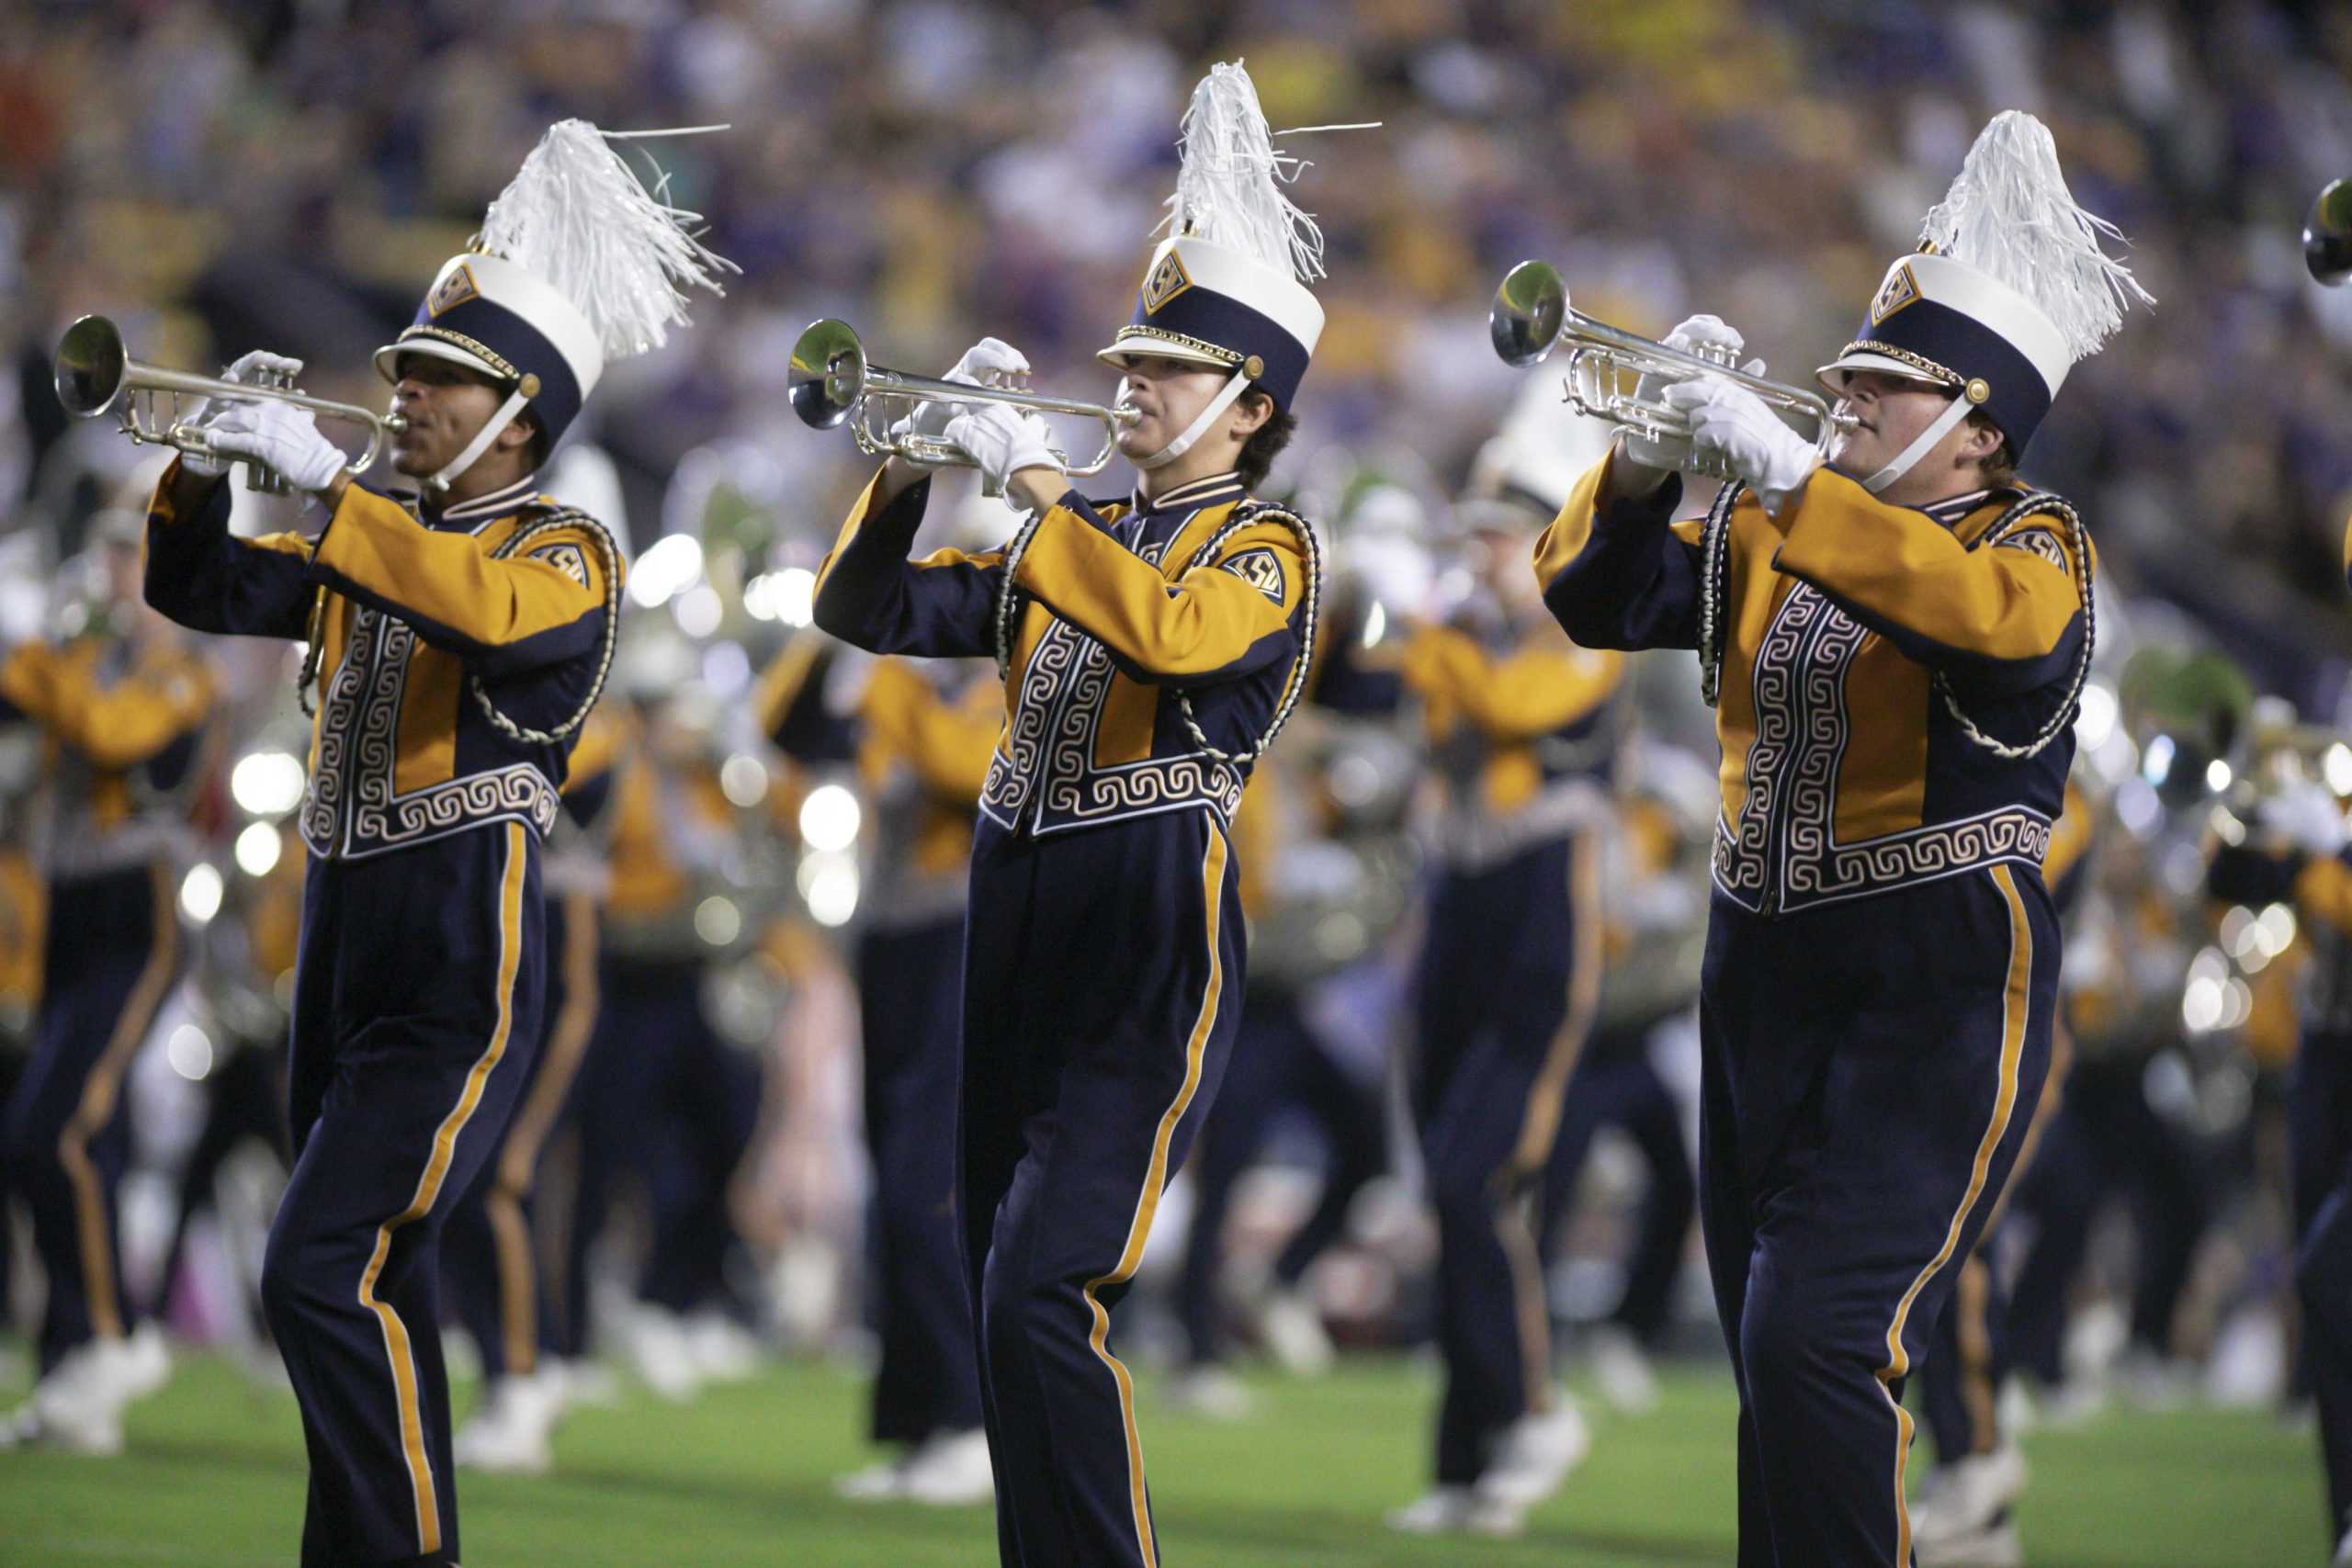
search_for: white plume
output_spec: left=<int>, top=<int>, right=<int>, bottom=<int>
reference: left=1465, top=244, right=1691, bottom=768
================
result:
left=1159, top=61, right=1326, bottom=283
left=1918, top=110, right=2154, bottom=364
left=478, top=119, right=736, bottom=359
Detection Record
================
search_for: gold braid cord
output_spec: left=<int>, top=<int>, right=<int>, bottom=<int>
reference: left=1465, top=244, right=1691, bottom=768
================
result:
left=1697, top=482, right=2093, bottom=761
left=297, top=506, right=623, bottom=748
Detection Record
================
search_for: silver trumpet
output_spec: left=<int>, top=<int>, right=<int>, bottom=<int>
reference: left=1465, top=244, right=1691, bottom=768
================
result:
left=1489, top=260, right=1856, bottom=480
left=789, top=317, right=1136, bottom=477
left=54, top=314, right=406, bottom=496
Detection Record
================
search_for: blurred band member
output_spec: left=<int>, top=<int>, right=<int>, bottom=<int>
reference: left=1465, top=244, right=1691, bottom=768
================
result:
left=811, top=62, right=1328, bottom=1568
left=137, top=123, right=723, bottom=1567
left=0, top=514, right=213, bottom=1452
left=1389, top=394, right=1622, bottom=1537
left=762, top=636, right=996, bottom=1503
left=1536, top=112, right=2146, bottom=1565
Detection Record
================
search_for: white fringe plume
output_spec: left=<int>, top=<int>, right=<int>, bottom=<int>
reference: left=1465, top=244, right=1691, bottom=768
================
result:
left=1159, top=62, right=1327, bottom=283
left=478, top=119, right=736, bottom=358
left=1918, top=110, right=2154, bottom=364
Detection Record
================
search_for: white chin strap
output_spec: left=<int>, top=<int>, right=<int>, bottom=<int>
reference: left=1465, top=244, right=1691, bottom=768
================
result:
left=1135, top=367, right=1255, bottom=470
left=429, top=386, right=532, bottom=494
left=1859, top=391, right=1976, bottom=495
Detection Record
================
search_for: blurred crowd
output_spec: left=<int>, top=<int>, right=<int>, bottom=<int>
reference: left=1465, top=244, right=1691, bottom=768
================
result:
left=2, top=0, right=2351, bottom=1552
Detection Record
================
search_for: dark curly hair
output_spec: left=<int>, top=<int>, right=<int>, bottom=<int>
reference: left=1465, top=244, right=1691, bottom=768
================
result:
left=1236, top=395, right=1297, bottom=491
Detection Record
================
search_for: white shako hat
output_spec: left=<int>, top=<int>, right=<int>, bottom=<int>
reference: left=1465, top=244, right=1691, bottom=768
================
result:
left=1097, top=62, right=1329, bottom=468
left=1455, top=368, right=1618, bottom=533
left=374, top=120, right=734, bottom=490
left=1817, top=111, right=2152, bottom=486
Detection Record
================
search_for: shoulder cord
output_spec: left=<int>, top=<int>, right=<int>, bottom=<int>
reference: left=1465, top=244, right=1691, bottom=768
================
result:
left=1696, top=481, right=2092, bottom=760
left=992, top=500, right=1323, bottom=768
left=1933, top=491, right=2096, bottom=761
left=297, top=506, right=623, bottom=748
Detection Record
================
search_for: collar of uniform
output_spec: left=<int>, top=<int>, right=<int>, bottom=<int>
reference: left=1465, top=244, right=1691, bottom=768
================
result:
left=435, top=471, right=544, bottom=528
left=1132, top=470, right=1244, bottom=517
left=1920, top=483, right=2025, bottom=529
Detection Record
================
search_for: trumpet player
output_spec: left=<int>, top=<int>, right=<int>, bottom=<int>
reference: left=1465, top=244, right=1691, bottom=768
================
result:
left=0, top=510, right=213, bottom=1453
left=133, top=123, right=724, bottom=1568
left=810, top=62, right=1326, bottom=1568
left=1535, top=111, right=2146, bottom=1566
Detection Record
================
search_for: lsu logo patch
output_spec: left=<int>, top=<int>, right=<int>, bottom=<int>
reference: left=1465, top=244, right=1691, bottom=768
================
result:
left=1869, top=261, right=1921, bottom=325
left=1141, top=249, right=1193, bottom=315
left=1996, top=527, right=2072, bottom=578
left=529, top=541, right=591, bottom=587
left=425, top=263, right=481, bottom=319
left=1219, top=547, right=1285, bottom=604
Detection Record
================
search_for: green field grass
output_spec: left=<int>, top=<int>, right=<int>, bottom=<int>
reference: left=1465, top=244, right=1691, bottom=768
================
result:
left=0, top=1350, right=2320, bottom=1566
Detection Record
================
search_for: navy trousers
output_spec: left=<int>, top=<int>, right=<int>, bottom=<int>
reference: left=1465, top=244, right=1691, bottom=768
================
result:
left=563, top=952, right=758, bottom=1338
left=443, top=891, right=600, bottom=1384
left=1412, top=831, right=1598, bottom=1485
left=1176, top=979, right=1386, bottom=1367
left=857, top=915, right=982, bottom=1446
left=1536, top=1032, right=1697, bottom=1346
left=3, top=863, right=178, bottom=1374
left=2291, top=1029, right=2352, bottom=1543
left=959, top=811, right=1245, bottom=1568
left=1700, top=866, right=2056, bottom=1568
left=262, top=824, right=544, bottom=1568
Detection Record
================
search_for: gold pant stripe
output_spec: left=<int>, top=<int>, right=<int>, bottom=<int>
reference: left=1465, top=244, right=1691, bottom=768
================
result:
left=487, top=894, right=600, bottom=1375
left=356, top=823, right=527, bottom=1556
left=1872, top=864, right=2030, bottom=1567
left=1081, top=827, right=1229, bottom=1568
left=57, top=861, right=179, bottom=1342
left=1508, top=827, right=1605, bottom=1176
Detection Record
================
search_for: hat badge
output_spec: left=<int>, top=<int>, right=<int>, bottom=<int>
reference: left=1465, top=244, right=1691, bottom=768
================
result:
left=1870, top=262, right=1922, bottom=325
left=1141, top=250, right=1193, bottom=315
left=424, top=264, right=481, bottom=319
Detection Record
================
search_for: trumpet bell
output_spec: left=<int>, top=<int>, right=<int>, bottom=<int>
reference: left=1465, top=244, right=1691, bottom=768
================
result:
left=2307, top=178, right=2352, bottom=286
left=789, top=318, right=867, bottom=431
left=54, top=315, right=130, bottom=420
left=1490, top=260, right=1568, bottom=368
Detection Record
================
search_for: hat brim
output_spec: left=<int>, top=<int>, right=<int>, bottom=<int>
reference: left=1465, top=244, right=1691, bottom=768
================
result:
left=1096, top=331, right=1238, bottom=373
left=1815, top=350, right=1957, bottom=399
left=373, top=335, right=512, bottom=387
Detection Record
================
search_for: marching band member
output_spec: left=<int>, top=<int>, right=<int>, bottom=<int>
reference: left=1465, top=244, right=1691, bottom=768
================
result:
left=0, top=513, right=213, bottom=1452
left=810, top=62, right=1327, bottom=1568
left=137, top=123, right=725, bottom=1566
left=2209, top=738, right=2352, bottom=1564
left=1535, top=112, right=2148, bottom=1565
left=761, top=630, right=998, bottom=1504
left=1389, top=389, right=1622, bottom=1537
left=442, top=705, right=623, bottom=1474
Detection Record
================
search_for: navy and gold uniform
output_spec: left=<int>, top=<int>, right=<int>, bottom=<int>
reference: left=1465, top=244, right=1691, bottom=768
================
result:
left=143, top=460, right=613, bottom=1564
left=1399, top=609, right=1620, bottom=1486
left=0, top=628, right=211, bottom=1377
left=812, top=464, right=1312, bottom=1568
left=761, top=641, right=995, bottom=1458
left=442, top=705, right=620, bottom=1411
left=1538, top=452, right=2084, bottom=1564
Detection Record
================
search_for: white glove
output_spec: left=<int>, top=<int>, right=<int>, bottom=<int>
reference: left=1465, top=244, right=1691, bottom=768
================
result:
left=181, top=350, right=306, bottom=478
left=1623, top=315, right=1763, bottom=472
left=890, top=338, right=1031, bottom=459
left=941, top=401, right=1061, bottom=501
left=1663, top=376, right=1820, bottom=514
left=2258, top=780, right=2349, bottom=858
left=203, top=399, right=348, bottom=495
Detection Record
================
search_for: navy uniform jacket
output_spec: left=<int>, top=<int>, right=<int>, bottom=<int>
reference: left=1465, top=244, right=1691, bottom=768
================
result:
left=810, top=468, right=1310, bottom=841
left=142, top=463, right=616, bottom=863
left=0, top=633, right=214, bottom=880
left=1537, top=453, right=2089, bottom=918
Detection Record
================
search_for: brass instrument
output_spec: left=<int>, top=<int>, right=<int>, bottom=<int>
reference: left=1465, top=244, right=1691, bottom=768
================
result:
left=788, top=318, right=1136, bottom=476
left=2308, top=178, right=2352, bottom=286
left=53, top=315, right=406, bottom=496
left=1488, top=260, right=1857, bottom=480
